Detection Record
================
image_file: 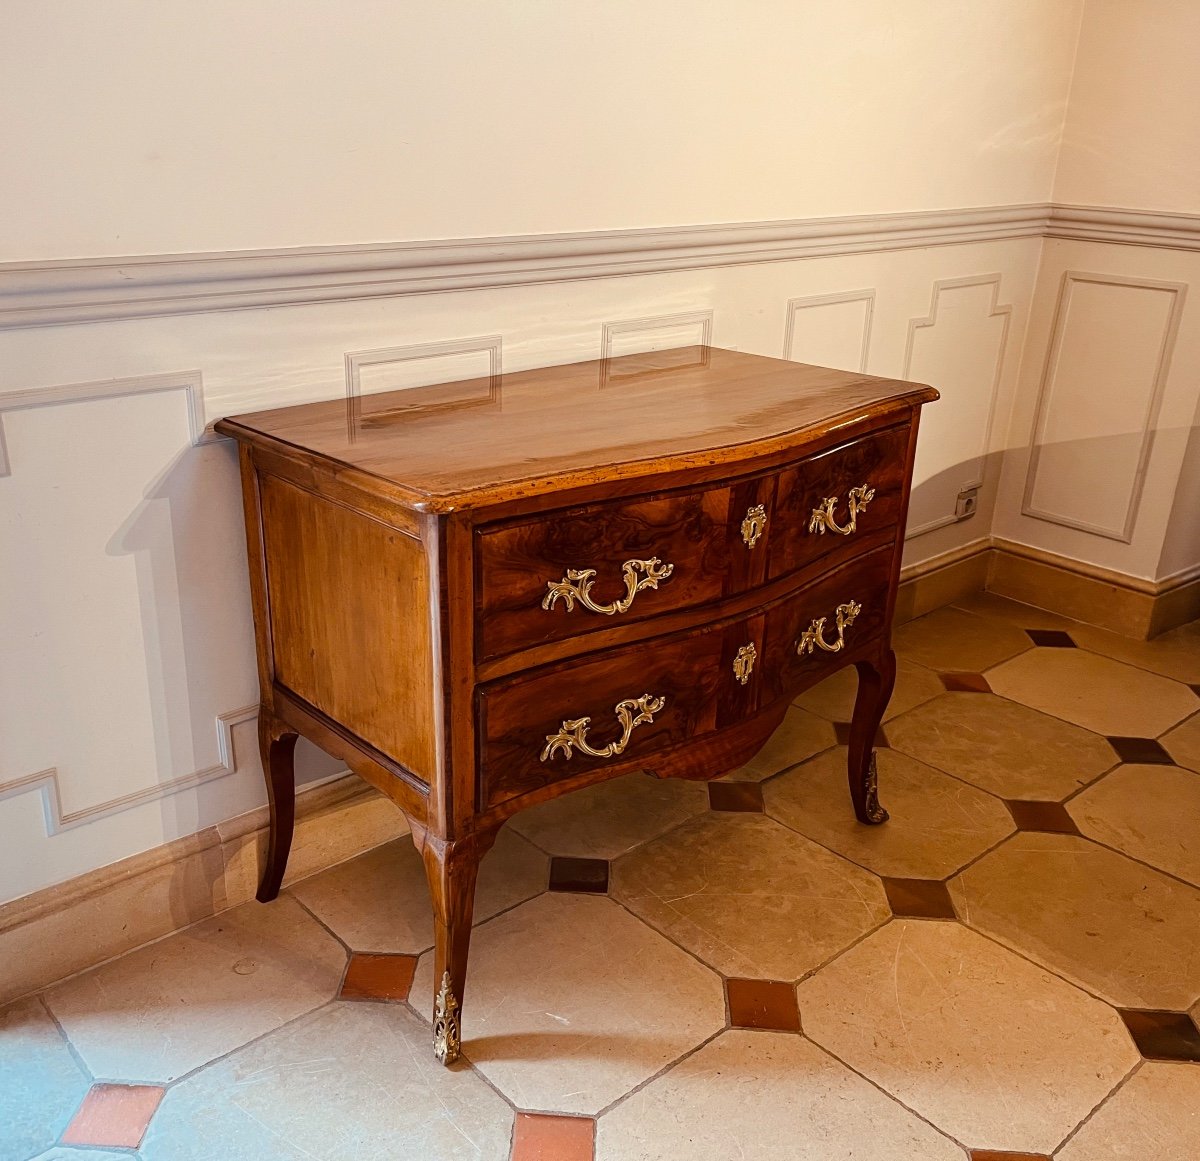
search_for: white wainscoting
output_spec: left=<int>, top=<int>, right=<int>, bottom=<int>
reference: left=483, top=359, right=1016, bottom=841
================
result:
left=782, top=290, right=875, bottom=372
left=1022, top=271, right=1188, bottom=542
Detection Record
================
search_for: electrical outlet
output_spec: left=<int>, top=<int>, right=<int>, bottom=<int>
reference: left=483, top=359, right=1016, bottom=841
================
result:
left=955, top=485, right=980, bottom=520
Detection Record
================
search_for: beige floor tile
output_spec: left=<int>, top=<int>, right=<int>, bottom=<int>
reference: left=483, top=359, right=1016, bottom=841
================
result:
left=45, top=895, right=345, bottom=1083
left=719, top=706, right=837, bottom=782
left=1069, top=618, right=1200, bottom=685
left=610, top=812, right=889, bottom=979
left=411, top=893, right=724, bottom=1115
left=595, top=1030, right=964, bottom=1161
left=886, top=692, right=1116, bottom=800
left=140, top=1001, right=513, bottom=1161
left=950, top=833, right=1200, bottom=1010
left=951, top=590, right=1079, bottom=631
left=508, top=771, right=709, bottom=859
left=986, top=649, right=1198, bottom=738
left=1069, top=764, right=1200, bottom=888
left=792, top=656, right=945, bottom=723
left=1162, top=711, right=1200, bottom=773
left=0, top=997, right=91, bottom=1161
left=893, top=606, right=1032, bottom=673
left=764, top=747, right=1013, bottom=879
left=1057, top=1063, right=1200, bottom=1161
left=797, top=919, right=1138, bottom=1154
left=290, top=827, right=547, bottom=954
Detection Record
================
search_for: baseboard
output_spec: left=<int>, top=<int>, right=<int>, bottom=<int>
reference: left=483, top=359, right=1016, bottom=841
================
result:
left=0, top=774, right=408, bottom=1007
left=896, top=538, right=992, bottom=625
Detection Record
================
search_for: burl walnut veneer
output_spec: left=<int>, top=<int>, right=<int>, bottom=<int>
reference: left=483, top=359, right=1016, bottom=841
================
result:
left=215, top=345, right=938, bottom=1064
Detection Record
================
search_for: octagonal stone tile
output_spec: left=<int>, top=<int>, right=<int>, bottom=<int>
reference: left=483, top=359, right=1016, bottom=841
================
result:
left=986, top=649, right=1198, bottom=738
left=411, top=893, right=724, bottom=1115
left=764, top=747, right=1013, bottom=879
left=950, top=833, right=1200, bottom=1010
left=0, top=997, right=91, bottom=1161
left=1057, top=1062, right=1200, bottom=1161
left=1162, top=712, right=1200, bottom=773
left=291, top=827, right=547, bottom=953
left=610, top=812, right=889, bottom=980
left=140, top=1001, right=513, bottom=1161
left=792, top=656, right=944, bottom=723
left=719, top=706, right=837, bottom=782
left=508, top=771, right=708, bottom=859
left=797, top=919, right=1138, bottom=1154
left=1068, top=617, right=1200, bottom=685
left=886, top=692, right=1116, bottom=800
left=1069, top=764, right=1200, bottom=888
left=893, top=606, right=1032, bottom=673
left=596, top=1030, right=964, bottom=1161
left=44, top=895, right=346, bottom=1083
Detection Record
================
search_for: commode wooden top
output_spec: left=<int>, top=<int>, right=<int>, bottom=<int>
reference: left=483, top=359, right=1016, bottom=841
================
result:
left=216, top=346, right=938, bottom=510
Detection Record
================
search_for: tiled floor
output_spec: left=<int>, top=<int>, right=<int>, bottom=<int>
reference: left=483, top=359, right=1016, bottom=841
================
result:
left=5, top=594, right=1200, bottom=1160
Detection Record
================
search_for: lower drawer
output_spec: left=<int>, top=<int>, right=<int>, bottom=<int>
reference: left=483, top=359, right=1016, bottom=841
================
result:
left=477, top=612, right=764, bottom=810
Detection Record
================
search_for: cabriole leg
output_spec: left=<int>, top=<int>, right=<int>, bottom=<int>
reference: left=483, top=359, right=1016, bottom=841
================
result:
left=419, top=829, right=498, bottom=1065
left=848, top=647, right=897, bottom=825
left=256, top=710, right=298, bottom=902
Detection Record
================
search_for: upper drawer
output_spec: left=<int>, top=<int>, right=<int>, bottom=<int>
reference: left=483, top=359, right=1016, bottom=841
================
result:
left=475, top=473, right=773, bottom=661
left=767, top=424, right=910, bottom=581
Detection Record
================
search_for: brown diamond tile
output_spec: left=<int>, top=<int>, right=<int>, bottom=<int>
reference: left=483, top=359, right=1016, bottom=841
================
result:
left=1005, top=800, right=1081, bottom=835
left=833, top=722, right=890, bottom=747
left=970, top=1152, right=1051, bottom=1161
left=883, top=877, right=957, bottom=919
left=549, top=856, right=609, bottom=893
left=512, top=1111, right=595, bottom=1160
left=1190, top=683, right=1200, bottom=698
left=1106, top=736, right=1174, bottom=764
left=339, top=952, right=416, bottom=1002
left=62, top=1083, right=165, bottom=1149
left=940, top=672, right=992, bottom=693
left=1119, top=1009, right=1200, bottom=1062
left=707, top=781, right=764, bottom=812
left=1024, top=629, right=1076, bottom=648
left=725, top=977, right=802, bottom=1032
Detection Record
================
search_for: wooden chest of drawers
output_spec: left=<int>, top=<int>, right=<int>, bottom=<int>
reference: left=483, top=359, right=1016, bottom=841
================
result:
left=215, top=345, right=938, bottom=1064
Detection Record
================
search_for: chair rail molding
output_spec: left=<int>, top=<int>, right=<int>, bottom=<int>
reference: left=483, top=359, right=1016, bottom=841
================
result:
left=1021, top=271, right=1188, bottom=543
left=903, top=274, right=1013, bottom=539
left=0, top=370, right=211, bottom=477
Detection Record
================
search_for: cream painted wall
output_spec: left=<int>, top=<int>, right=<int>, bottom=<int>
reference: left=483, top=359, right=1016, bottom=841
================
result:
left=1053, top=0, right=1200, bottom=213
left=1, top=0, right=1082, bottom=260
left=4, top=0, right=1198, bottom=907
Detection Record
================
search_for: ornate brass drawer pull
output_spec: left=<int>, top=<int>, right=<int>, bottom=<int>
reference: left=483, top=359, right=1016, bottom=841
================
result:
left=542, top=558, right=674, bottom=616
left=808, top=484, right=875, bottom=536
left=541, top=694, right=666, bottom=762
left=733, top=642, right=757, bottom=685
left=796, top=600, right=862, bottom=656
left=741, top=504, right=767, bottom=548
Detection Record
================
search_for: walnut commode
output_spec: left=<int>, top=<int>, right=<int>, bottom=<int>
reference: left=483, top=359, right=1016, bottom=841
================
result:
left=215, top=346, right=938, bottom=1064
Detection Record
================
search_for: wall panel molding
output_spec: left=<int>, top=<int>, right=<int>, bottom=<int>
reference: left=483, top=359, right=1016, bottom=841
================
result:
left=0, top=370, right=210, bottom=477
left=0, top=705, right=257, bottom=835
left=601, top=310, right=713, bottom=366
left=782, top=289, right=875, bottom=371
left=1021, top=271, right=1188, bottom=542
left=0, top=204, right=1050, bottom=330
left=903, top=275, right=1013, bottom=538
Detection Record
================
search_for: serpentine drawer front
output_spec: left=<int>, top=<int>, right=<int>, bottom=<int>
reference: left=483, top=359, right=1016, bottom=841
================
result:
left=214, top=344, right=938, bottom=1067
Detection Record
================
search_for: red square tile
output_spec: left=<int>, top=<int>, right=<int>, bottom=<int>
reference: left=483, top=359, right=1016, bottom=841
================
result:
left=707, top=781, right=764, bottom=812
left=725, top=977, right=802, bottom=1032
left=883, top=877, right=957, bottom=919
left=339, top=953, right=417, bottom=1001
left=549, top=856, right=609, bottom=893
left=970, top=1152, right=1051, bottom=1161
left=511, top=1112, right=595, bottom=1161
left=940, top=672, right=992, bottom=693
left=1119, top=1008, right=1200, bottom=1062
left=62, top=1083, right=165, bottom=1149
left=1005, top=800, right=1081, bottom=835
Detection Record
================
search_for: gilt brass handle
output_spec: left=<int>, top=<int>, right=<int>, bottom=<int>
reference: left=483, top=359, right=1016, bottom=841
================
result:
left=796, top=600, right=862, bottom=656
left=541, top=694, right=666, bottom=762
left=808, top=484, right=875, bottom=536
left=542, top=558, right=674, bottom=616
left=742, top=504, right=767, bottom=548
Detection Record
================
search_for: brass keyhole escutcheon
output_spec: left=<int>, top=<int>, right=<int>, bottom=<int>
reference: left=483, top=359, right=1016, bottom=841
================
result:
left=741, top=504, right=767, bottom=548
left=733, top=642, right=757, bottom=685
